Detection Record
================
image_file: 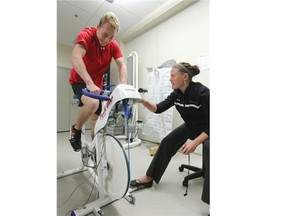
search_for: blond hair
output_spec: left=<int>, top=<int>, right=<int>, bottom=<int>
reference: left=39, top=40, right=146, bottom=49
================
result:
left=99, top=11, right=120, bottom=32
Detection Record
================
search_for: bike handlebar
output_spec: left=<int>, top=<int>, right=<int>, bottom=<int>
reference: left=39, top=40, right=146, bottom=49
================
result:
left=82, top=88, right=110, bottom=101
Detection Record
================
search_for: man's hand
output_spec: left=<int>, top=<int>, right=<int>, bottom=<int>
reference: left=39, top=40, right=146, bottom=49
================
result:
left=86, top=82, right=101, bottom=94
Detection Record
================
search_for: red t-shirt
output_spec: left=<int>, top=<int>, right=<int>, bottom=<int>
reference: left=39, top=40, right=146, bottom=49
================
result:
left=69, top=27, right=123, bottom=89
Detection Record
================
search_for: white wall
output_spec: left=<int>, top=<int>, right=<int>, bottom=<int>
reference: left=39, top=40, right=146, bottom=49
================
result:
left=123, top=1, right=209, bottom=141
left=57, top=43, right=73, bottom=69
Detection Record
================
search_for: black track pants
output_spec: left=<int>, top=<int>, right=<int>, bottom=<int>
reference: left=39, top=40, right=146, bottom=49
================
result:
left=146, top=123, right=195, bottom=183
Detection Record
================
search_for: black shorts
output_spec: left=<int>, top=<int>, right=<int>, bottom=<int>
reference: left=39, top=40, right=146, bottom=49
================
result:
left=71, top=82, right=102, bottom=116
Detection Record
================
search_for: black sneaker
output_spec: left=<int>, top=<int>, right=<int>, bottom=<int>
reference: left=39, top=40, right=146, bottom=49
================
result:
left=69, top=124, right=82, bottom=152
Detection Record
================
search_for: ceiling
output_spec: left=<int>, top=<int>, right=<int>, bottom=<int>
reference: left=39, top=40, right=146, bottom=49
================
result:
left=57, top=0, right=198, bottom=47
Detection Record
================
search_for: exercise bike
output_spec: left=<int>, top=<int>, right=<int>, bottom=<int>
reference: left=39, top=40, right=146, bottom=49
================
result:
left=71, top=84, right=142, bottom=216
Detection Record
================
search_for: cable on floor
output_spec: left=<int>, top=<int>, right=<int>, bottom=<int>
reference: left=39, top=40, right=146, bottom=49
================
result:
left=58, top=169, right=95, bottom=209
left=62, top=169, right=97, bottom=216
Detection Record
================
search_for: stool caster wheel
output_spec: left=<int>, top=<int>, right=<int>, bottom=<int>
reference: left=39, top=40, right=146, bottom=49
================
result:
left=97, top=209, right=104, bottom=216
left=179, top=166, right=184, bottom=172
left=182, top=180, right=188, bottom=187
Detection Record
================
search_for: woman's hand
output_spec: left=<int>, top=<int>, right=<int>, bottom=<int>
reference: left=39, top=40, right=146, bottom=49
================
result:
left=181, top=139, right=198, bottom=155
left=139, top=99, right=147, bottom=104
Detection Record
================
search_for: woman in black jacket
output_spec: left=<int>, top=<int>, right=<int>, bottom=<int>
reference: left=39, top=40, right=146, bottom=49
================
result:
left=130, top=62, right=210, bottom=191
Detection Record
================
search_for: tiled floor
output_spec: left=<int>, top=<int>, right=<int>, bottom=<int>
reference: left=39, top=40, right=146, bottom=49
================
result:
left=57, top=131, right=209, bottom=216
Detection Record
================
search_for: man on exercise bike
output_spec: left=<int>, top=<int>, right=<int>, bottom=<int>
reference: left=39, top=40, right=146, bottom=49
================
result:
left=68, top=12, right=127, bottom=152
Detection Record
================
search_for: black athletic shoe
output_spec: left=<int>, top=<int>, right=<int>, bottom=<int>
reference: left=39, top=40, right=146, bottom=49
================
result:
left=69, top=124, right=82, bottom=152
